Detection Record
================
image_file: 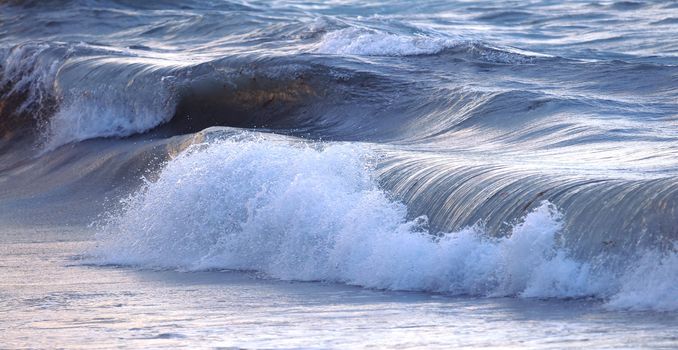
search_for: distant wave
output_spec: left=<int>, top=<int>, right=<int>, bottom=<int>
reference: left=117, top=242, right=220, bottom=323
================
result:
left=313, top=26, right=546, bottom=63
left=0, top=39, right=536, bottom=151
left=314, top=27, right=458, bottom=56
left=93, top=135, right=677, bottom=311
left=0, top=38, right=556, bottom=152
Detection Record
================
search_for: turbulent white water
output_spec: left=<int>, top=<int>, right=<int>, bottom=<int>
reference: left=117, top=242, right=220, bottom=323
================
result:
left=94, top=136, right=677, bottom=311
left=314, top=27, right=459, bottom=56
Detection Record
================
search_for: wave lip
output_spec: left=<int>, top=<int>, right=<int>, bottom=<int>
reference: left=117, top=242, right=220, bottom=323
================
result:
left=93, top=135, right=678, bottom=312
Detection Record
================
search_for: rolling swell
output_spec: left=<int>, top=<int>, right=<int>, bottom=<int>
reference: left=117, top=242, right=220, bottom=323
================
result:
left=0, top=41, right=400, bottom=148
left=2, top=39, right=677, bottom=250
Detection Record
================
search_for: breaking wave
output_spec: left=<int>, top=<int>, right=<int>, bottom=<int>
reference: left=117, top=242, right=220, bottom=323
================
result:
left=93, top=136, right=677, bottom=311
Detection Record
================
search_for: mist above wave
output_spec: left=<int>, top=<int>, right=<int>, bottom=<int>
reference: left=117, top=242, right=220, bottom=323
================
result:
left=93, top=135, right=677, bottom=311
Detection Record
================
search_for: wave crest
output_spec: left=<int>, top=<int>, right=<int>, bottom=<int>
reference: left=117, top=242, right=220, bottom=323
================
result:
left=313, top=26, right=545, bottom=63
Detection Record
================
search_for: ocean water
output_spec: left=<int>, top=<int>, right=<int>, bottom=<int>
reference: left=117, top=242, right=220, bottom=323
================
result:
left=1, top=0, right=677, bottom=348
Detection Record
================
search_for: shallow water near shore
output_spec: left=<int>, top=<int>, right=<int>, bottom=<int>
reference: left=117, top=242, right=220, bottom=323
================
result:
left=2, top=226, right=677, bottom=349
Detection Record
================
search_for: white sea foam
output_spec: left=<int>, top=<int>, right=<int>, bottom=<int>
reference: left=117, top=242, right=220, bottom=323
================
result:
left=94, top=136, right=677, bottom=311
left=314, top=27, right=458, bottom=56
left=607, top=251, right=678, bottom=311
left=313, top=27, right=542, bottom=64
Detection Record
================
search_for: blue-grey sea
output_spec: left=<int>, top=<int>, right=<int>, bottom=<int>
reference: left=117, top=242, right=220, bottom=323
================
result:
left=1, top=1, right=677, bottom=348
